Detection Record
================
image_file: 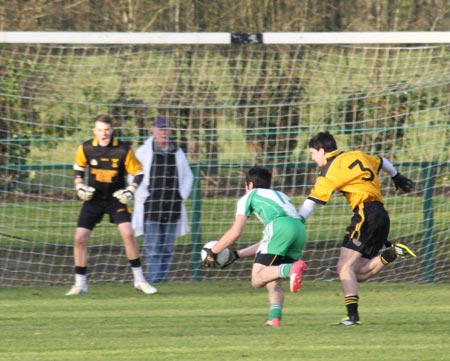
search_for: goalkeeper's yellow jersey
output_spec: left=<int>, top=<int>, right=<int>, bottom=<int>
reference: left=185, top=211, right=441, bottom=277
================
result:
left=308, top=149, right=383, bottom=210
left=74, top=137, right=142, bottom=199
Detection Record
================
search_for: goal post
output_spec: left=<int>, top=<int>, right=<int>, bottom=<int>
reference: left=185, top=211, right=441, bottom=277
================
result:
left=0, top=32, right=449, bottom=287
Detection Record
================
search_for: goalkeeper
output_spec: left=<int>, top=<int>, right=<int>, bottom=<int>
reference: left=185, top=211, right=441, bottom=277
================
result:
left=298, top=131, right=416, bottom=326
left=203, top=165, right=308, bottom=327
left=66, top=115, right=157, bottom=296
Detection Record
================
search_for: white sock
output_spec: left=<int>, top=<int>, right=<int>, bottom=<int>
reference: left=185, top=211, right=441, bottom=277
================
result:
left=75, top=274, right=87, bottom=287
left=131, top=266, right=146, bottom=283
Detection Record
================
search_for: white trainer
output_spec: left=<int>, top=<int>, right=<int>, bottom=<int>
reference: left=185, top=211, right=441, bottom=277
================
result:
left=65, top=284, right=88, bottom=296
left=134, top=281, right=157, bottom=295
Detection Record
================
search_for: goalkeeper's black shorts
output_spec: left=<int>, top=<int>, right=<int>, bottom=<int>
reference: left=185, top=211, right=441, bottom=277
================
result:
left=343, top=201, right=390, bottom=259
left=77, top=197, right=131, bottom=230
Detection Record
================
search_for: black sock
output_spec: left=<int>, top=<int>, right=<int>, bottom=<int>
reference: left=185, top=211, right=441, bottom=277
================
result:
left=128, top=258, right=141, bottom=268
left=75, top=266, right=87, bottom=275
left=345, top=295, right=359, bottom=321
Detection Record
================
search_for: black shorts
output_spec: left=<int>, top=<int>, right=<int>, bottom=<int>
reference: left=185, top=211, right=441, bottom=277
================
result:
left=343, top=201, right=390, bottom=259
left=77, top=198, right=131, bottom=230
left=254, top=253, right=296, bottom=266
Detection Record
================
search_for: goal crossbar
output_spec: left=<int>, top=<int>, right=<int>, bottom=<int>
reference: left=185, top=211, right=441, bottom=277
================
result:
left=1, top=31, right=450, bottom=44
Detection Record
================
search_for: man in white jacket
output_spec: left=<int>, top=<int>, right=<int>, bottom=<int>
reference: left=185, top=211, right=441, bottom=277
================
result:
left=132, top=117, right=193, bottom=283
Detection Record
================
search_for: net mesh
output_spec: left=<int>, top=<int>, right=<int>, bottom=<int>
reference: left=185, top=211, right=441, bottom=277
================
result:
left=0, top=41, right=449, bottom=286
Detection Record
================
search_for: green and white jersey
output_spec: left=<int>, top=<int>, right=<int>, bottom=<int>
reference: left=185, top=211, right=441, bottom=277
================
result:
left=236, top=188, right=300, bottom=224
left=237, top=188, right=306, bottom=259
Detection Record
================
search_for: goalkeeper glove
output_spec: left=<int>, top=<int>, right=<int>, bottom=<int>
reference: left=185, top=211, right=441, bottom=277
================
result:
left=391, top=173, right=414, bottom=193
left=202, top=247, right=219, bottom=268
left=76, top=183, right=95, bottom=201
left=113, top=185, right=136, bottom=204
left=220, top=249, right=240, bottom=269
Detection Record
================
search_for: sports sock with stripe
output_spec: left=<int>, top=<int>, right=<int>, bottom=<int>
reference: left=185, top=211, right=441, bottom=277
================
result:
left=345, top=295, right=359, bottom=320
left=278, top=263, right=292, bottom=278
left=268, top=303, right=282, bottom=320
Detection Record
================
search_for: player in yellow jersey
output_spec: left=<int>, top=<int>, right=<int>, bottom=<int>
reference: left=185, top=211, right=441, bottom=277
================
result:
left=66, top=115, right=157, bottom=296
left=298, top=131, right=416, bottom=326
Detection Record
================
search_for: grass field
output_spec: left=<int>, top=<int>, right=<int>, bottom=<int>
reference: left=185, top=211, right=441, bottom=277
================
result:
left=0, top=281, right=449, bottom=361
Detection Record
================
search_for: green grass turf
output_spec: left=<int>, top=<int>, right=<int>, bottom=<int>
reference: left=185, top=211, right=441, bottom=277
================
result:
left=0, top=281, right=449, bottom=361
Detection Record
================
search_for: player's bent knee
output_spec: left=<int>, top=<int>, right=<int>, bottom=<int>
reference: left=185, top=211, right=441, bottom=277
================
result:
left=251, top=279, right=265, bottom=289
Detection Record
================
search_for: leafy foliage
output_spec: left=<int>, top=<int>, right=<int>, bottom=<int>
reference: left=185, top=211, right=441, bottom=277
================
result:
left=0, top=57, right=34, bottom=188
left=325, top=82, right=444, bottom=154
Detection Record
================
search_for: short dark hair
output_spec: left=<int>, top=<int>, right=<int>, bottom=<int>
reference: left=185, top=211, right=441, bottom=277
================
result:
left=245, top=165, right=272, bottom=189
left=308, top=131, right=338, bottom=152
left=94, top=115, right=113, bottom=126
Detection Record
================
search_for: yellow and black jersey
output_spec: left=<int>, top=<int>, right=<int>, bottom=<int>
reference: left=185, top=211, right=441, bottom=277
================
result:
left=74, top=137, right=142, bottom=199
left=309, top=149, right=383, bottom=210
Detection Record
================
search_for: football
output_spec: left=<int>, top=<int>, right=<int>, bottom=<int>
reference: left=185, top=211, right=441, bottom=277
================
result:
left=201, top=240, right=231, bottom=267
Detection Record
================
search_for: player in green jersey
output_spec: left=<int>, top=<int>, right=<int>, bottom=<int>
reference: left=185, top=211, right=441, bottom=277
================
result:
left=203, top=165, right=307, bottom=327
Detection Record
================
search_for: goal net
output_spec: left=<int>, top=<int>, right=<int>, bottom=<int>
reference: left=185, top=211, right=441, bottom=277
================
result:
left=0, top=32, right=449, bottom=287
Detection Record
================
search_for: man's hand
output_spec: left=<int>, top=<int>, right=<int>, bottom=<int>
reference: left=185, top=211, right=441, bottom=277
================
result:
left=392, top=173, right=414, bottom=193
left=76, top=183, right=95, bottom=201
left=202, top=247, right=219, bottom=268
left=220, top=249, right=240, bottom=269
left=113, top=185, right=136, bottom=204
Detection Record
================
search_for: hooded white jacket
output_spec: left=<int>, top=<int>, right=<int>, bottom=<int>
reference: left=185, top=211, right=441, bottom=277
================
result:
left=130, top=136, right=194, bottom=238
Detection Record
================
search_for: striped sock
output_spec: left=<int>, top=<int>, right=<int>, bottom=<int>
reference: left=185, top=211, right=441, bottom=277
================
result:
left=268, top=303, right=283, bottom=320
left=345, top=295, right=359, bottom=319
left=278, top=264, right=292, bottom=278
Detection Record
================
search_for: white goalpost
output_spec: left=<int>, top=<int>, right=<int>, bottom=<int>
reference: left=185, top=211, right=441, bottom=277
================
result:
left=0, top=32, right=449, bottom=287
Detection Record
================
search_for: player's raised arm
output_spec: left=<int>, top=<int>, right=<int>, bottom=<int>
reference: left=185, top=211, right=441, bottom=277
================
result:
left=381, top=157, right=414, bottom=193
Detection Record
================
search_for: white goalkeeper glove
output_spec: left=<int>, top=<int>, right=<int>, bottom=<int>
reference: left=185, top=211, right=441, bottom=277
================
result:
left=76, top=183, right=95, bottom=201
left=113, top=185, right=136, bottom=204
